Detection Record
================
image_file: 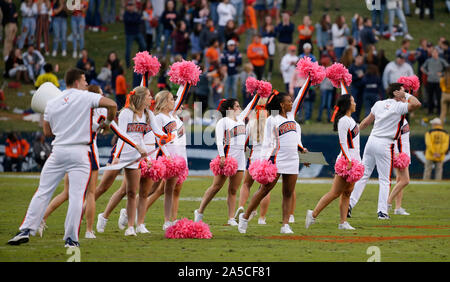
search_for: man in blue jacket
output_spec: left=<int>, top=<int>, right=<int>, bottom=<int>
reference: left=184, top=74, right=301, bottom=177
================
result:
left=221, top=39, right=242, bottom=99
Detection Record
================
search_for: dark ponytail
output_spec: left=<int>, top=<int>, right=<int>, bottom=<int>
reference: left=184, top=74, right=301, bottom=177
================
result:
left=266, top=92, right=289, bottom=116
left=218, top=98, right=238, bottom=117
left=333, top=94, right=352, bottom=131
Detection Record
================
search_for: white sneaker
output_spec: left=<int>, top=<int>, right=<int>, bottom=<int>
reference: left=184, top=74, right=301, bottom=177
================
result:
left=305, top=210, right=316, bottom=229
left=258, top=217, right=266, bottom=225
left=136, top=224, right=150, bottom=234
left=85, top=230, right=96, bottom=238
left=238, top=213, right=248, bottom=234
left=118, top=208, right=128, bottom=230
left=280, top=224, right=294, bottom=234
left=288, top=214, right=295, bottom=223
left=234, top=206, right=244, bottom=219
left=124, top=226, right=136, bottom=236
left=228, top=218, right=238, bottom=226
left=248, top=210, right=257, bottom=221
left=162, top=221, right=173, bottom=231
left=52, top=50, right=57, bottom=57
left=394, top=208, right=410, bottom=215
left=194, top=209, right=203, bottom=222
left=338, top=221, right=356, bottom=230
left=37, top=220, right=47, bottom=237
left=72, top=51, right=77, bottom=59
left=62, top=50, right=67, bottom=57
left=404, top=34, right=413, bottom=40
left=97, top=213, right=108, bottom=233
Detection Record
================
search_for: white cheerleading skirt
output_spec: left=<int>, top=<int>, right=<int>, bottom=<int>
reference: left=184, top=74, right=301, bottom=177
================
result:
left=271, top=146, right=299, bottom=175
left=226, top=147, right=246, bottom=171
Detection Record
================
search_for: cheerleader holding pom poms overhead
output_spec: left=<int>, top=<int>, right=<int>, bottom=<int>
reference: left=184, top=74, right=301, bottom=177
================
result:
left=194, top=81, right=262, bottom=226
left=305, top=94, right=360, bottom=230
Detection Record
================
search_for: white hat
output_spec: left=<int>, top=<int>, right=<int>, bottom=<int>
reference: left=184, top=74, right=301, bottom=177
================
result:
left=430, top=118, right=442, bottom=125
left=227, top=39, right=236, bottom=46
left=303, top=42, right=312, bottom=50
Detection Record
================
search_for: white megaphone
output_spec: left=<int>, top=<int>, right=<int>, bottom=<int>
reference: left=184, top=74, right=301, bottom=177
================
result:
left=31, top=82, right=63, bottom=113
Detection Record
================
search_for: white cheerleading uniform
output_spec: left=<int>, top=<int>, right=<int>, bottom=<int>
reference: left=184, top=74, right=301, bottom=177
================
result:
left=154, top=83, right=190, bottom=164
left=20, top=88, right=103, bottom=242
left=216, top=94, right=260, bottom=171
left=394, top=119, right=411, bottom=162
left=337, top=115, right=361, bottom=162
left=261, top=78, right=311, bottom=174
left=350, top=99, right=409, bottom=214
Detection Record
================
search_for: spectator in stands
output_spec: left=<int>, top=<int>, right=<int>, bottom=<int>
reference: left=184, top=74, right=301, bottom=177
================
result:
left=172, top=20, right=190, bottom=59
left=71, top=0, right=88, bottom=59
left=160, top=0, right=177, bottom=55
left=35, top=63, right=59, bottom=88
left=247, top=34, right=268, bottom=80
left=23, top=44, right=45, bottom=82
left=192, top=0, right=210, bottom=26
left=441, top=40, right=450, bottom=64
left=200, top=19, right=219, bottom=51
left=382, top=53, right=414, bottom=90
left=193, top=65, right=210, bottom=113
left=142, top=0, right=156, bottom=52
left=387, top=0, right=413, bottom=42
left=364, top=44, right=378, bottom=66
left=240, top=62, right=256, bottom=106
left=435, top=37, right=448, bottom=59
left=423, top=118, right=449, bottom=180
left=106, top=51, right=121, bottom=94
left=299, top=42, right=316, bottom=62
left=349, top=55, right=367, bottom=122
left=331, top=15, right=349, bottom=61
left=315, top=14, right=332, bottom=58
left=221, top=39, right=242, bottom=99
left=340, top=48, right=354, bottom=68
left=316, top=65, right=334, bottom=122
left=297, top=15, right=314, bottom=56
left=124, top=0, right=146, bottom=67
left=419, top=0, right=435, bottom=20
left=103, top=0, right=116, bottom=24
left=421, top=48, right=449, bottom=115
left=280, top=45, right=298, bottom=93
left=190, top=23, right=203, bottom=57
left=76, top=49, right=96, bottom=83
left=350, top=14, right=363, bottom=49
left=152, top=0, right=166, bottom=52
left=205, top=39, right=221, bottom=71
left=377, top=48, right=390, bottom=75
left=3, top=132, right=30, bottom=172
left=396, top=39, right=416, bottom=66
left=244, top=0, right=257, bottom=48
left=440, top=66, right=450, bottom=123
left=224, top=19, right=240, bottom=44
left=0, top=0, right=18, bottom=60
left=86, top=0, right=101, bottom=31
left=416, top=38, right=430, bottom=82
left=362, top=64, right=383, bottom=117
left=35, top=0, right=50, bottom=56
left=217, top=0, right=236, bottom=44
left=4, top=48, right=29, bottom=83
left=17, top=0, right=37, bottom=50
left=115, top=67, right=127, bottom=110
left=231, top=0, right=244, bottom=26
left=345, top=36, right=359, bottom=58
left=321, top=42, right=337, bottom=63
left=32, top=132, right=51, bottom=170
left=371, top=0, right=386, bottom=35
left=254, top=0, right=266, bottom=27
left=360, top=17, right=378, bottom=52
left=211, top=68, right=226, bottom=108
left=51, top=0, right=68, bottom=57
left=275, top=11, right=294, bottom=63
left=209, top=0, right=220, bottom=26
left=261, top=15, right=275, bottom=80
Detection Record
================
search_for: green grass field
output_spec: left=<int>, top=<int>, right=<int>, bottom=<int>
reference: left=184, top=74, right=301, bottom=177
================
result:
left=0, top=173, right=449, bottom=262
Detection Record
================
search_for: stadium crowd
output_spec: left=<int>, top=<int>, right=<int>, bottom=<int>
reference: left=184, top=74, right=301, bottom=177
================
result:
left=1, top=0, right=450, bottom=123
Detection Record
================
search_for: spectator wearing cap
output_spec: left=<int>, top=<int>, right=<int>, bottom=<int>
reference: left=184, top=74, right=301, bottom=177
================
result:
left=217, top=0, right=236, bottom=44
left=221, top=39, right=243, bottom=99
left=297, top=15, right=314, bottom=56
left=423, top=118, right=449, bottom=180
left=280, top=45, right=298, bottom=93
left=382, top=53, right=414, bottom=90
left=3, top=132, right=30, bottom=172
left=275, top=11, right=295, bottom=64
left=421, top=48, right=449, bottom=115
left=123, top=0, right=146, bottom=67
left=247, top=34, right=268, bottom=80
left=299, top=43, right=316, bottom=62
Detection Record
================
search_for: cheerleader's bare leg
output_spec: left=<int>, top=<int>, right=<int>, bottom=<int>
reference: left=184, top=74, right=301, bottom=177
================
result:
left=227, top=171, right=244, bottom=219
left=137, top=177, right=155, bottom=225
left=339, top=182, right=355, bottom=224
left=312, top=175, right=348, bottom=219
left=102, top=179, right=127, bottom=219
left=163, top=177, right=178, bottom=222
left=238, top=171, right=255, bottom=208
left=198, top=174, right=228, bottom=214
left=125, top=168, right=141, bottom=228
left=259, top=193, right=271, bottom=220
left=171, top=182, right=183, bottom=221
left=281, top=174, right=298, bottom=224
left=84, top=170, right=98, bottom=233
left=388, top=168, right=409, bottom=208
left=94, top=169, right=121, bottom=200
left=144, top=181, right=164, bottom=213
left=243, top=174, right=280, bottom=220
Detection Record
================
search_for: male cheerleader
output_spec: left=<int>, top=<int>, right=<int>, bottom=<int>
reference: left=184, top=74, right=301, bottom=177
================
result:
left=7, top=68, right=144, bottom=247
left=348, top=83, right=421, bottom=219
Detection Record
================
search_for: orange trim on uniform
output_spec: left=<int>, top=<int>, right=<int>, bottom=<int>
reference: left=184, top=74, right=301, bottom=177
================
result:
left=389, top=144, right=394, bottom=185
left=110, top=125, right=137, bottom=148
left=294, top=76, right=311, bottom=115
left=174, top=83, right=191, bottom=111
left=115, top=143, right=125, bottom=160
left=340, top=143, right=349, bottom=161
left=89, top=109, right=94, bottom=144
left=242, top=94, right=260, bottom=121
left=347, top=129, right=354, bottom=149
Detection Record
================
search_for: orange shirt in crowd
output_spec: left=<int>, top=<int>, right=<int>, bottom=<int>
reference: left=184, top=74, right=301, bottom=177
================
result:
left=205, top=47, right=219, bottom=64
left=245, top=6, right=257, bottom=30
left=115, top=74, right=127, bottom=95
left=247, top=42, right=269, bottom=67
left=297, top=25, right=314, bottom=40
left=5, top=138, right=30, bottom=159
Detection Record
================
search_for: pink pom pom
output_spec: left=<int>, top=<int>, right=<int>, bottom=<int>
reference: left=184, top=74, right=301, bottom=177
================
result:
left=165, top=218, right=212, bottom=239
left=335, top=157, right=365, bottom=183
left=397, top=75, right=420, bottom=93
left=394, top=152, right=410, bottom=169
left=245, top=77, right=259, bottom=94
left=257, top=81, right=273, bottom=98
left=296, top=57, right=326, bottom=86
left=168, top=60, right=202, bottom=86
left=176, top=167, right=189, bottom=185
left=133, top=51, right=161, bottom=76
left=143, top=158, right=166, bottom=182
left=248, top=159, right=278, bottom=184
left=160, top=155, right=187, bottom=179
left=209, top=155, right=238, bottom=176
left=326, top=63, right=352, bottom=88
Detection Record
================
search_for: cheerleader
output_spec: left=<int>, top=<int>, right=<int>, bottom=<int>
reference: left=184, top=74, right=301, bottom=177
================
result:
left=305, top=94, right=358, bottom=230
left=387, top=117, right=411, bottom=215
left=194, top=94, right=260, bottom=226
left=238, top=79, right=311, bottom=234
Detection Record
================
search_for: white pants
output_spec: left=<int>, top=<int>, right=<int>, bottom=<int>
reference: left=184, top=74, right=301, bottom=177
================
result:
left=20, top=145, right=91, bottom=242
left=350, top=136, right=394, bottom=214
